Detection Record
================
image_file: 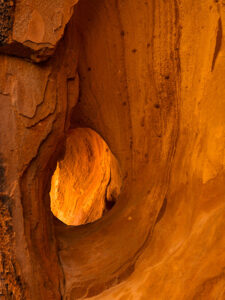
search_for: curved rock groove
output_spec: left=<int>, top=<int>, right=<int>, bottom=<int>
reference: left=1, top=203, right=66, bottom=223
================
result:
left=0, top=0, right=225, bottom=299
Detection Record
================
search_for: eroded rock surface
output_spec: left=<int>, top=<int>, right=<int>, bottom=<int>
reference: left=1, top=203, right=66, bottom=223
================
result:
left=0, top=0, right=225, bottom=299
left=50, top=128, right=121, bottom=225
left=0, top=0, right=79, bottom=61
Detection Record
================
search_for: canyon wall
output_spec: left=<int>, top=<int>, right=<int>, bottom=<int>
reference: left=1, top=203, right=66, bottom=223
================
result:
left=0, top=0, right=225, bottom=299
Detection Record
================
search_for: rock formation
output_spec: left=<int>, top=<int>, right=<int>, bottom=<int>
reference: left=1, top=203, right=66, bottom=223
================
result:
left=50, top=128, right=121, bottom=226
left=0, top=0, right=225, bottom=299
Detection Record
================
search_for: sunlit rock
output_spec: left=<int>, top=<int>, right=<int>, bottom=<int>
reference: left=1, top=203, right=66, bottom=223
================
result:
left=50, top=128, right=121, bottom=225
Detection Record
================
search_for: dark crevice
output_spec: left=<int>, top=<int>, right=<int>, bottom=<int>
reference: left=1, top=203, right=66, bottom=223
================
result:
left=211, top=17, right=222, bottom=72
left=104, top=170, right=116, bottom=213
left=155, top=197, right=167, bottom=224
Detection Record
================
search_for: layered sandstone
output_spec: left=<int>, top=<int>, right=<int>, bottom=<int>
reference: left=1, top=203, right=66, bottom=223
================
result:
left=0, top=0, right=225, bottom=299
left=50, top=128, right=121, bottom=225
left=0, top=0, right=79, bottom=61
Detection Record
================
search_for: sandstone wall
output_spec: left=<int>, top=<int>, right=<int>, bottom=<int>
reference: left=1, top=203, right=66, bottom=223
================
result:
left=0, top=0, right=225, bottom=299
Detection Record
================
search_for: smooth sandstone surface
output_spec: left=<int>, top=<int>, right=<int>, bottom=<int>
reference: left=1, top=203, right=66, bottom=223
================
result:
left=0, top=0, right=225, bottom=299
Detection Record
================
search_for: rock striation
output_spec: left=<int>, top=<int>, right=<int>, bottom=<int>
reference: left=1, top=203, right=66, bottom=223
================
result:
left=50, top=128, right=121, bottom=226
left=0, top=0, right=225, bottom=299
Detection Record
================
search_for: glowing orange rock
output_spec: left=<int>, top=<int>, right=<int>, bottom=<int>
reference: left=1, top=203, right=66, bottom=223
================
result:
left=50, top=128, right=122, bottom=225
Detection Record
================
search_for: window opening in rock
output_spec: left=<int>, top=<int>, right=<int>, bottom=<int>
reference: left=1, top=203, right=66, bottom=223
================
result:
left=50, top=127, right=122, bottom=226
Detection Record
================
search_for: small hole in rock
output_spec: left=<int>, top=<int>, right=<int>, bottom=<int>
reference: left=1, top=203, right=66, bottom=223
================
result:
left=50, top=127, right=122, bottom=226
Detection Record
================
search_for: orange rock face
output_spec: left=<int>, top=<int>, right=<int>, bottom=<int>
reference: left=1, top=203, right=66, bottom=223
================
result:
left=50, top=128, right=121, bottom=225
left=0, top=0, right=225, bottom=299
left=0, top=0, right=79, bottom=61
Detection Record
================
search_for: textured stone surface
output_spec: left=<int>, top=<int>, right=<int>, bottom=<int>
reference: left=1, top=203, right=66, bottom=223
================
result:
left=50, top=128, right=121, bottom=225
left=0, top=0, right=79, bottom=61
left=0, top=13, right=80, bottom=298
left=0, top=0, right=225, bottom=299
left=0, top=0, right=14, bottom=45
